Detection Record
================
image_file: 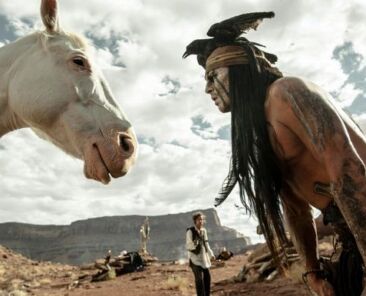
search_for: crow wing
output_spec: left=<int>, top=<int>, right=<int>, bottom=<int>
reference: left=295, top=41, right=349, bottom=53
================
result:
left=207, top=11, right=275, bottom=41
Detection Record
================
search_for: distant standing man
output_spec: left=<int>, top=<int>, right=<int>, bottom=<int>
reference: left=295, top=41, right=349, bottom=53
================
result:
left=186, top=212, right=215, bottom=296
left=140, top=217, right=150, bottom=254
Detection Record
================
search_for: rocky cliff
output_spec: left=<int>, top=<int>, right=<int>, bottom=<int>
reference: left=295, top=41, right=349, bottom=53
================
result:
left=0, top=208, right=250, bottom=265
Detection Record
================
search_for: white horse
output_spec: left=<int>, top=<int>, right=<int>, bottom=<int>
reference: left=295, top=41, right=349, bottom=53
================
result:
left=0, top=0, right=137, bottom=184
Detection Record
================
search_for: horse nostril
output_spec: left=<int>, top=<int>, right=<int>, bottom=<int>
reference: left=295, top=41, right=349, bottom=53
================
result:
left=119, top=134, right=134, bottom=157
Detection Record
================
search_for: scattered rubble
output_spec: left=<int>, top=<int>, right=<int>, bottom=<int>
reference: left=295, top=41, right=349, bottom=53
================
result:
left=0, top=245, right=78, bottom=295
left=220, top=236, right=335, bottom=286
left=0, top=240, right=336, bottom=296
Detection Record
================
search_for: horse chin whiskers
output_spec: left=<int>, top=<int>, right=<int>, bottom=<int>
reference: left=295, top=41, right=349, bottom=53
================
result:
left=100, top=175, right=111, bottom=185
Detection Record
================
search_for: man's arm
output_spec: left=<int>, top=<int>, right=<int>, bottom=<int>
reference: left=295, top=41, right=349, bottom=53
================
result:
left=269, top=77, right=366, bottom=264
left=281, top=185, right=336, bottom=296
left=203, top=229, right=215, bottom=258
left=186, top=229, right=197, bottom=251
left=281, top=185, right=319, bottom=272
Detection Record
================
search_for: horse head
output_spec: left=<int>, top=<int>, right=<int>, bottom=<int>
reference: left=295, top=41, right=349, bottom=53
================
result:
left=4, top=0, right=137, bottom=184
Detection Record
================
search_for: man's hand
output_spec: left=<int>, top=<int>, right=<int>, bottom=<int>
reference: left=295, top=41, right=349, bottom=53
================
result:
left=307, top=274, right=335, bottom=296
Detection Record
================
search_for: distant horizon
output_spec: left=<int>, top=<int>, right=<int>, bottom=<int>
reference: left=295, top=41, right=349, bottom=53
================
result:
left=0, top=207, right=250, bottom=237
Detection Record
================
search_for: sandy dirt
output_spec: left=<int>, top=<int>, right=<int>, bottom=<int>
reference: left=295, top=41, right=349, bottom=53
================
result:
left=0, top=245, right=313, bottom=296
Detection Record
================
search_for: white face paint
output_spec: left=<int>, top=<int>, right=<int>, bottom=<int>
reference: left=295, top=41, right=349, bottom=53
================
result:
left=205, top=67, right=231, bottom=113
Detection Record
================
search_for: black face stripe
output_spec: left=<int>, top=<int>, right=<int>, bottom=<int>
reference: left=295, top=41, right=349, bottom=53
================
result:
left=213, top=75, right=230, bottom=98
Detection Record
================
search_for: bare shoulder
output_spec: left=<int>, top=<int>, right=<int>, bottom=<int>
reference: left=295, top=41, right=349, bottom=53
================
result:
left=264, top=77, right=300, bottom=121
left=265, top=76, right=331, bottom=121
left=267, top=76, right=327, bottom=103
left=266, top=76, right=348, bottom=154
left=268, top=76, right=305, bottom=93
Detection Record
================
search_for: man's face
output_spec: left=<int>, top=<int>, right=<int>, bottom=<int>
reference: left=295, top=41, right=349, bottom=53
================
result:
left=205, top=67, right=230, bottom=113
left=194, top=215, right=204, bottom=229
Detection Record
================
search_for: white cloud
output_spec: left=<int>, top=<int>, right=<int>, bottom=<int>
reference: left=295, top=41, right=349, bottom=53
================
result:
left=336, top=84, right=362, bottom=107
left=0, top=0, right=365, bottom=245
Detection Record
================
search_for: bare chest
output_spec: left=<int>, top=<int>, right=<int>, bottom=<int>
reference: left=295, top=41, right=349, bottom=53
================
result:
left=282, top=155, right=332, bottom=209
left=268, top=122, right=332, bottom=209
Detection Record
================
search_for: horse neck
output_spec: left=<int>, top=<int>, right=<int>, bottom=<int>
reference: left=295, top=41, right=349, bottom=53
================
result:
left=0, top=34, right=38, bottom=137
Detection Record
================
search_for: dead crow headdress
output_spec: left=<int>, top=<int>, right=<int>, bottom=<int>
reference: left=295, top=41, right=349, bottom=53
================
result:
left=183, top=12, right=279, bottom=72
left=183, top=12, right=288, bottom=260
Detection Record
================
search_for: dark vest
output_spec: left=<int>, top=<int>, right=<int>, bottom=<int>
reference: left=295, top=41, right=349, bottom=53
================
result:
left=187, top=226, right=206, bottom=255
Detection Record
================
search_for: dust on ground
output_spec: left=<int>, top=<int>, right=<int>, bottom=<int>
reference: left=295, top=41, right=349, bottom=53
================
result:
left=0, top=245, right=312, bottom=296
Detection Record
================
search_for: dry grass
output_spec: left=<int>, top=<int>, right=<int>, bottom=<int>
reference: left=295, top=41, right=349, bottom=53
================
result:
left=0, top=266, right=5, bottom=278
left=8, top=290, right=28, bottom=296
left=163, top=275, right=189, bottom=293
left=39, top=277, right=52, bottom=286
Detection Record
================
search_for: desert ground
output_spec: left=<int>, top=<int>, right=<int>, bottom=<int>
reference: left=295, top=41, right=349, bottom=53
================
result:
left=0, top=244, right=316, bottom=296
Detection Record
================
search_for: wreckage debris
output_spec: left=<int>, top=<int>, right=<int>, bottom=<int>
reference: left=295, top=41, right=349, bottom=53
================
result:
left=225, top=237, right=334, bottom=285
left=90, top=251, right=158, bottom=282
left=216, top=248, right=234, bottom=261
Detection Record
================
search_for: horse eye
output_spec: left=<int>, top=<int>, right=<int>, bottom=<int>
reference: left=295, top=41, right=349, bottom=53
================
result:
left=73, top=58, right=85, bottom=67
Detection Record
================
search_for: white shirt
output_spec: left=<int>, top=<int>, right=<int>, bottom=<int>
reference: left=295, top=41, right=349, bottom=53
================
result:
left=186, top=227, right=214, bottom=269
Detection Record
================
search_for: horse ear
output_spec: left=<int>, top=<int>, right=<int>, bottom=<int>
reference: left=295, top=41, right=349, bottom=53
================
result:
left=40, top=0, right=60, bottom=32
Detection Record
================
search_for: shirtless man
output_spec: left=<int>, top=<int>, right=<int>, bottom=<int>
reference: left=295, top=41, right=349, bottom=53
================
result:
left=184, top=12, right=366, bottom=296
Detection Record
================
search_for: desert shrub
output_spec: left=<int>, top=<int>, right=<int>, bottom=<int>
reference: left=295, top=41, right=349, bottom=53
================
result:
left=164, top=275, right=188, bottom=293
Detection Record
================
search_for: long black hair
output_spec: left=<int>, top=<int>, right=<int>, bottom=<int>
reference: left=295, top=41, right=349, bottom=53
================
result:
left=215, top=45, right=288, bottom=259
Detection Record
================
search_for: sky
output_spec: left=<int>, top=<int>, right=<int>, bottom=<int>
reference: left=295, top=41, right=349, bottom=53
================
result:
left=1, top=0, right=366, bottom=245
